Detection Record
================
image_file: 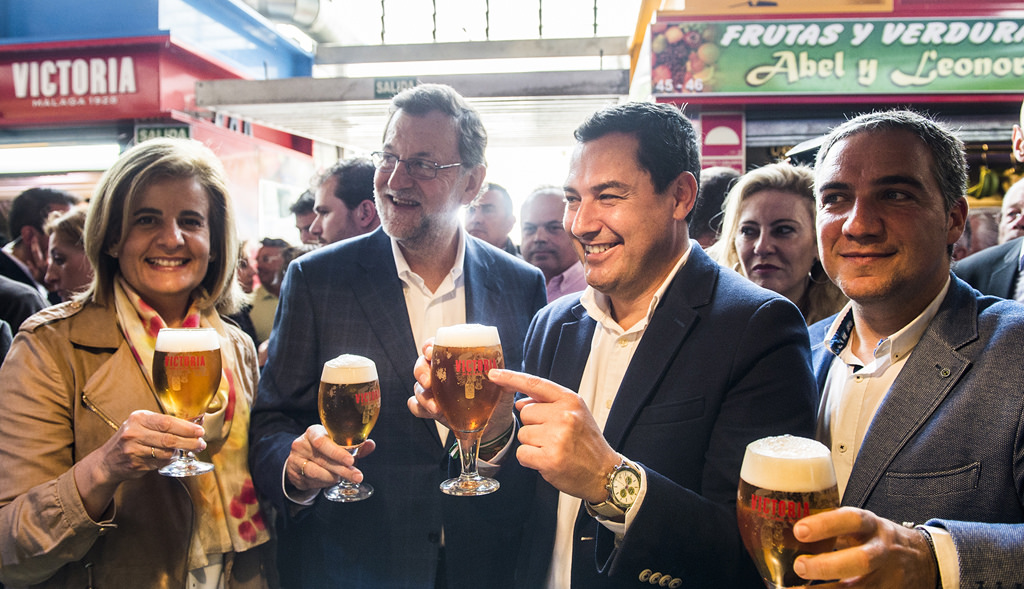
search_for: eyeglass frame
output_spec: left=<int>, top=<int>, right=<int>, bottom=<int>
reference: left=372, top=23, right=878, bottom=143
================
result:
left=370, top=151, right=463, bottom=180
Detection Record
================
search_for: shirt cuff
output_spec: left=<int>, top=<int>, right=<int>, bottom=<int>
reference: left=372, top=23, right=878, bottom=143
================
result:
left=921, top=525, right=959, bottom=589
left=596, top=462, right=648, bottom=537
left=281, top=461, right=318, bottom=506
left=476, top=419, right=518, bottom=478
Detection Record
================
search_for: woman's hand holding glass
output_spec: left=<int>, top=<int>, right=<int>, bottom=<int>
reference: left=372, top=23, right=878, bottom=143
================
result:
left=285, top=425, right=377, bottom=494
left=71, top=409, right=207, bottom=519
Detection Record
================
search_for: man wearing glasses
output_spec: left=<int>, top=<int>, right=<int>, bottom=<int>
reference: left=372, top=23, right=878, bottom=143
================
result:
left=250, top=83, right=546, bottom=588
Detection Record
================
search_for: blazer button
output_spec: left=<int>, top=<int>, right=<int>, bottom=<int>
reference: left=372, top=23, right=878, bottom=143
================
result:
left=648, top=572, right=662, bottom=584
left=638, top=569, right=653, bottom=582
left=668, top=578, right=682, bottom=588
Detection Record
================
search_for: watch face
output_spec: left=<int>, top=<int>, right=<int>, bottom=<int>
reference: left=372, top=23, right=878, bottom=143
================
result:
left=611, top=468, right=640, bottom=507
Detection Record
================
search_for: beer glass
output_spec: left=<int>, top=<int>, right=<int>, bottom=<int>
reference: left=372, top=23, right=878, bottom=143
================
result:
left=431, top=324, right=505, bottom=496
left=152, top=328, right=222, bottom=477
left=318, top=354, right=381, bottom=502
left=737, top=435, right=840, bottom=589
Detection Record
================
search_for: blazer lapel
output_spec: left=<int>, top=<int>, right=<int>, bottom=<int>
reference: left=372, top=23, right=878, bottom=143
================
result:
left=842, top=279, right=977, bottom=507
left=550, top=303, right=595, bottom=394
left=601, top=247, right=710, bottom=449
left=989, top=240, right=1021, bottom=299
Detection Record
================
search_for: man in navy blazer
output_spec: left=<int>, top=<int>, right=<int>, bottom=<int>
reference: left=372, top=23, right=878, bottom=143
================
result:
left=250, top=84, right=546, bottom=588
left=954, top=179, right=1024, bottom=300
left=414, top=102, right=818, bottom=588
left=797, top=110, right=1024, bottom=588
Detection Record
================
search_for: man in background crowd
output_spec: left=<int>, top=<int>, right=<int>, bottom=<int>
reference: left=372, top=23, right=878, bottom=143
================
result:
left=954, top=100, right=1024, bottom=300
left=466, top=182, right=519, bottom=256
left=1, top=187, right=79, bottom=304
left=691, top=166, right=740, bottom=248
left=309, top=157, right=379, bottom=245
left=250, top=237, right=289, bottom=345
left=520, top=186, right=586, bottom=303
left=290, top=190, right=319, bottom=245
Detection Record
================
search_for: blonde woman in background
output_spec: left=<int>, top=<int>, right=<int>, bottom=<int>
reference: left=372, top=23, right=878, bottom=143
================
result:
left=43, top=205, right=94, bottom=302
left=709, top=162, right=846, bottom=325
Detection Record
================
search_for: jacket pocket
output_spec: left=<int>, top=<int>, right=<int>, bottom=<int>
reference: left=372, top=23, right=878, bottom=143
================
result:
left=882, top=462, right=980, bottom=497
left=635, top=397, right=705, bottom=425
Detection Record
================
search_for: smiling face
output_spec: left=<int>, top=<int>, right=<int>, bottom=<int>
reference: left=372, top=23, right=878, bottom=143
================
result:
left=115, top=176, right=212, bottom=324
left=735, top=189, right=818, bottom=304
left=45, top=233, right=93, bottom=301
left=373, top=109, right=484, bottom=253
left=564, top=132, right=694, bottom=322
left=815, top=129, right=965, bottom=316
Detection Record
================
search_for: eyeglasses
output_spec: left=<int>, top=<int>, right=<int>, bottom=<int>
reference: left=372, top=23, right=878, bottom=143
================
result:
left=370, top=151, right=462, bottom=180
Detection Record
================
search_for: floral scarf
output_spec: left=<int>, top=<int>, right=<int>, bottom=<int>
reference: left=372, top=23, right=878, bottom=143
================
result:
left=113, top=276, right=269, bottom=570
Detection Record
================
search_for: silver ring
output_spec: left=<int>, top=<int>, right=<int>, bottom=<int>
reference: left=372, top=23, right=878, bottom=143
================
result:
left=300, top=459, right=309, bottom=477
left=151, top=446, right=157, bottom=459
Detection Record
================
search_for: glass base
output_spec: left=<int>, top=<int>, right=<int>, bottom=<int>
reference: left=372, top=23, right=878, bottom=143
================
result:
left=439, top=474, right=499, bottom=496
left=159, top=458, right=214, bottom=477
left=325, top=482, right=374, bottom=502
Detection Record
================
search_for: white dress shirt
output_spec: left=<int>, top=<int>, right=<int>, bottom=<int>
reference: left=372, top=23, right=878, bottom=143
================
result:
left=815, top=278, right=959, bottom=589
left=546, top=243, right=693, bottom=589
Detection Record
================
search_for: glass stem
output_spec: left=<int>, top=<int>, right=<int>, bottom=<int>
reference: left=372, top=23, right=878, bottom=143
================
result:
left=457, top=434, right=481, bottom=478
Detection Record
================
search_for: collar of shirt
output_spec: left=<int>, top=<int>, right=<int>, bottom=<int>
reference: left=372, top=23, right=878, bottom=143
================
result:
left=546, top=260, right=587, bottom=302
left=822, top=277, right=950, bottom=375
left=391, top=228, right=468, bottom=352
left=1018, top=240, right=1024, bottom=273
left=579, top=240, right=693, bottom=336
left=1, top=247, right=46, bottom=295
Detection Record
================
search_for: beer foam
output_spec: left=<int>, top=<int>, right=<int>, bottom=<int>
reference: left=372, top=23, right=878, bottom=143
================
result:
left=322, top=354, right=378, bottom=384
left=740, top=435, right=837, bottom=493
left=155, top=328, right=220, bottom=352
left=434, top=323, right=500, bottom=348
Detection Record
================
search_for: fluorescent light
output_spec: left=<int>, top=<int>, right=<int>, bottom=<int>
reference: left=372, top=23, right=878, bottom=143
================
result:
left=0, top=144, right=121, bottom=174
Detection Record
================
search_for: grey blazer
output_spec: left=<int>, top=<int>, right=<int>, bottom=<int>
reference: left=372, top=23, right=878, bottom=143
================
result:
left=809, top=275, right=1024, bottom=585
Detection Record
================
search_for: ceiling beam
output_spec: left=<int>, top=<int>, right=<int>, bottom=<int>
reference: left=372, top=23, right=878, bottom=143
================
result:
left=315, top=36, right=630, bottom=65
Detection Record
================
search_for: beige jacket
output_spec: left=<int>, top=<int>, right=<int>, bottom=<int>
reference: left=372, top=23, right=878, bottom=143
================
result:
left=0, top=301, right=272, bottom=588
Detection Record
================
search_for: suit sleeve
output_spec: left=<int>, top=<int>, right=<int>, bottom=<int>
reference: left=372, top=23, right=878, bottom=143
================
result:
left=249, top=261, right=322, bottom=511
left=601, top=298, right=818, bottom=588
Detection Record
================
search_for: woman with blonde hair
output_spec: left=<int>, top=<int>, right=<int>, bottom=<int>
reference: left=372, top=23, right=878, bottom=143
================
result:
left=43, top=205, right=93, bottom=302
left=0, top=138, right=272, bottom=588
left=709, top=162, right=846, bottom=325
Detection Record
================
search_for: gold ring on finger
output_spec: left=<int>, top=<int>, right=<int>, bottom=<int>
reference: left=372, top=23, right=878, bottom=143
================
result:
left=151, top=446, right=157, bottom=459
left=301, top=459, right=309, bottom=477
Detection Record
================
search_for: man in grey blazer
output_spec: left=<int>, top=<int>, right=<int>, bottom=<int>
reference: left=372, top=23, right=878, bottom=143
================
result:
left=798, top=110, right=1024, bottom=588
left=250, top=84, right=547, bottom=588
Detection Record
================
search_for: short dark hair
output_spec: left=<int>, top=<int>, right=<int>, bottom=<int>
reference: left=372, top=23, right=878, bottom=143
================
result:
left=574, top=102, right=701, bottom=198
left=289, top=190, right=314, bottom=215
left=8, top=187, right=79, bottom=237
left=260, top=237, right=291, bottom=249
left=815, top=109, right=966, bottom=213
left=388, top=83, right=487, bottom=168
left=316, top=157, right=376, bottom=209
left=693, top=166, right=741, bottom=239
left=478, top=183, right=513, bottom=216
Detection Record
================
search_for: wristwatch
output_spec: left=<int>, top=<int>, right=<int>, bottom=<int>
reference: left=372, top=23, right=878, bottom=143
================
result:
left=585, top=458, right=641, bottom=520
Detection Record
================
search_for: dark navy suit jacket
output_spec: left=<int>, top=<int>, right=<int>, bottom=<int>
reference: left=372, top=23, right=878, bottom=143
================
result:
left=953, top=236, right=1022, bottom=299
left=809, top=275, right=1024, bottom=586
left=250, top=228, right=546, bottom=589
left=507, top=245, right=818, bottom=588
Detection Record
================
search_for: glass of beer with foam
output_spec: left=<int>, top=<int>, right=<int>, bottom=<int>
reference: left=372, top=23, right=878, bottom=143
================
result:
left=152, top=327, right=222, bottom=477
left=318, top=354, right=381, bottom=502
left=431, top=324, right=505, bottom=496
left=737, top=435, right=840, bottom=588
